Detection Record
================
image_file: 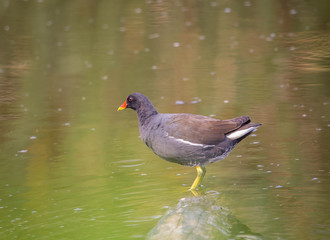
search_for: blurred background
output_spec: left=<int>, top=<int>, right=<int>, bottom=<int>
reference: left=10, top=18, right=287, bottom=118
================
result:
left=0, top=0, right=329, bottom=239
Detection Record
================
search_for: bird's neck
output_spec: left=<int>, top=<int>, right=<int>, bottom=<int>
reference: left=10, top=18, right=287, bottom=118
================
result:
left=136, top=104, right=158, bottom=126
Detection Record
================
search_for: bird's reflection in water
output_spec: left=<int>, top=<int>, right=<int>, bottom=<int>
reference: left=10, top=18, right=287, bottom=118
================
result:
left=147, top=191, right=264, bottom=240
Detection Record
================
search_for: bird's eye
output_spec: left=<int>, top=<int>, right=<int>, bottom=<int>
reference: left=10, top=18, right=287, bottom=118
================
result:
left=128, top=97, right=133, bottom=102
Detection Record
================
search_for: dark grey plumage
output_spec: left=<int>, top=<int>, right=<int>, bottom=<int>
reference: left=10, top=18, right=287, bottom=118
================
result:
left=118, top=92, right=261, bottom=190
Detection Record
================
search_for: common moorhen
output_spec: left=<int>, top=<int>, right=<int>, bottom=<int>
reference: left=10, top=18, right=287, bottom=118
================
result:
left=118, top=93, right=261, bottom=190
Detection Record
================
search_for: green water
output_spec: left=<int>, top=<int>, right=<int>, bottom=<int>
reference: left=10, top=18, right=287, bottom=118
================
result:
left=0, top=1, right=329, bottom=239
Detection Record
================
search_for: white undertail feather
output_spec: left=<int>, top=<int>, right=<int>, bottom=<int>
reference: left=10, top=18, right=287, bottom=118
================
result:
left=226, top=127, right=257, bottom=140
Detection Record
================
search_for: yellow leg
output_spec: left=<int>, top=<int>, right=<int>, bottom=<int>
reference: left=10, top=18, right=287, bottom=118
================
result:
left=190, top=166, right=206, bottom=190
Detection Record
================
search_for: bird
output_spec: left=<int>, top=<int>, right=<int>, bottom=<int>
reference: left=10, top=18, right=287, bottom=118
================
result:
left=117, top=93, right=261, bottom=191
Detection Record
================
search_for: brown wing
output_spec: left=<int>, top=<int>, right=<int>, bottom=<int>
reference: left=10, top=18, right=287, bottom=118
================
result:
left=164, top=114, right=250, bottom=145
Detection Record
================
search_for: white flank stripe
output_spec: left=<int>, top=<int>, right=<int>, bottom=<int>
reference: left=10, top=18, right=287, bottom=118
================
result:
left=226, top=127, right=256, bottom=140
left=168, top=136, right=214, bottom=147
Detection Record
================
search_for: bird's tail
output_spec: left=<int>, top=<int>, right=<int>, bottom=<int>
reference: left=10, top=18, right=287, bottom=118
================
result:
left=226, top=123, right=262, bottom=143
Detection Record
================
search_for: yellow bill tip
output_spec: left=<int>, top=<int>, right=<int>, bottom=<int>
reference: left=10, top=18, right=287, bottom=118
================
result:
left=117, top=100, right=127, bottom=111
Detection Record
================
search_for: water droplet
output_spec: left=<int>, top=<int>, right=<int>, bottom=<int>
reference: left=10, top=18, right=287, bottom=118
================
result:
left=135, top=8, right=142, bottom=14
left=224, top=7, right=231, bottom=13
left=46, top=20, right=53, bottom=27
left=149, top=33, right=160, bottom=39
left=175, top=100, right=184, bottom=105
left=185, top=21, right=192, bottom=26
left=290, top=9, right=297, bottom=15
left=84, top=61, right=92, bottom=68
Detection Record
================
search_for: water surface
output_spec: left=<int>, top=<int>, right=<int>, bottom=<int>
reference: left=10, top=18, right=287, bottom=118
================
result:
left=0, top=1, right=329, bottom=239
